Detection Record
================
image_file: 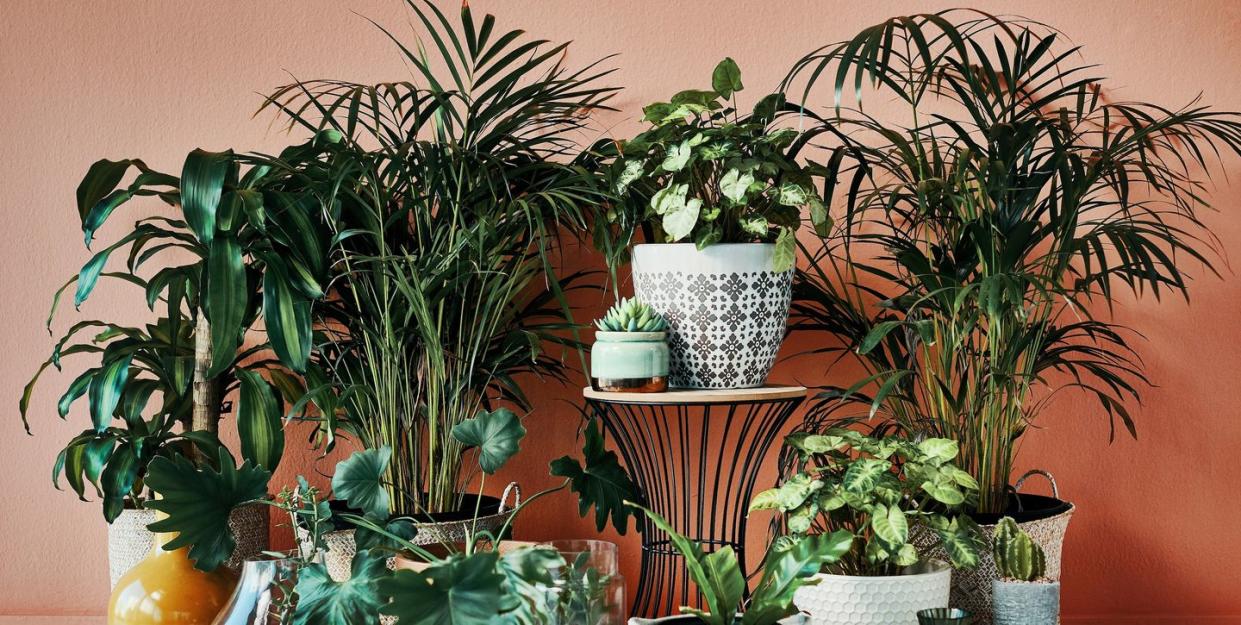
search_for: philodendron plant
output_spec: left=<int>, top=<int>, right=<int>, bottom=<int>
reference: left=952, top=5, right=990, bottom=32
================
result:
left=603, top=58, right=829, bottom=272
left=750, top=429, right=984, bottom=576
left=144, top=411, right=642, bottom=624
left=20, top=140, right=334, bottom=520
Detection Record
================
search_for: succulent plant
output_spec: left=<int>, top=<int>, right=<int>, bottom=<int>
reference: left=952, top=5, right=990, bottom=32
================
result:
left=595, top=297, right=668, bottom=333
left=993, top=517, right=1046, bottom=582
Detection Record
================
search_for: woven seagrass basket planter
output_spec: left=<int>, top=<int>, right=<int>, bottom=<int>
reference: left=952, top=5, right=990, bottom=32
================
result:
left=107, top=503, right=269, bottom=587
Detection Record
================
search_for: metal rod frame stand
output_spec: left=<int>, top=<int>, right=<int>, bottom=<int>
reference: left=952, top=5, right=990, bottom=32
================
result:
left=586, top=395, right=804, bottom=619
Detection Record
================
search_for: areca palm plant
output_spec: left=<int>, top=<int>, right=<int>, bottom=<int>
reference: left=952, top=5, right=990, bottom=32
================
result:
left=782, top=12, right=1241, bottom=513
left=264, top=0, right=617, bottom=517
left=20, top=139, right=335, bottom=520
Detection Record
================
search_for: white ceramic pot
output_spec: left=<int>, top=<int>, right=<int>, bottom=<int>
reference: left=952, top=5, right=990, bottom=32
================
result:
left=792, top=561, right=951, bottom=625
left=107, top=503, right=268, bottom=587
left=631, top=243, right=792, bottom=389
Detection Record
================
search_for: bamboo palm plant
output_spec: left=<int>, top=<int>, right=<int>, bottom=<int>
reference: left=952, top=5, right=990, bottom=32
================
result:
left=266, top=0, right=617, bottom=517
left=782, top=12, right=1241, bottom=513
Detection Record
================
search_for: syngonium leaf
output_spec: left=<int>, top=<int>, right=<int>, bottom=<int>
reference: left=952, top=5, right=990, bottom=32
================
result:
left=719, top=168, right=754, bottom=204
left=711, top=57, right=744, bottom=99
left=772, top=227, right=796, bottom=272
left=451, top=407, right=526, bottom=474
left=294, top=552, right=387, bottom=625
left=663, top=198, right=701, bottom=242
left=331, top=447, right=391, bottom=520
left=379, top=552, right=507, bottom=625
left=144, top=449, right=271, bottom=571
left=550, top=419, right=641, bottom=535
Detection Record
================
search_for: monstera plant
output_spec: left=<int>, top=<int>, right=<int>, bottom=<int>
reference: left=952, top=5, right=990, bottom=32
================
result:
left=21, top=137, right=335, bottom=521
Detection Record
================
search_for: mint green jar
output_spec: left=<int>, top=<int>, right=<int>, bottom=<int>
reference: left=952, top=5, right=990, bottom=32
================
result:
left=590, top=331, right=669, bottom=392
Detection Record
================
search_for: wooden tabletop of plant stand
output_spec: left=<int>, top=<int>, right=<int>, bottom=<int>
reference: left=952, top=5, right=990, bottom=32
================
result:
left=582, top=385, right=807, bottom=404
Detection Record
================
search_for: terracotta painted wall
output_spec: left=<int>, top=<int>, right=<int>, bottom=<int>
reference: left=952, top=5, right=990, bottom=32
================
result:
left=3, top=1, right=1240, bottom=622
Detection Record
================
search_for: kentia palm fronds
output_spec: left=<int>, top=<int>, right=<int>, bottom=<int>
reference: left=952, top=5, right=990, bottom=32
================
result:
left=783, top=11, right=1241, bottom=512
left=266, top=0, right=616, bottom=516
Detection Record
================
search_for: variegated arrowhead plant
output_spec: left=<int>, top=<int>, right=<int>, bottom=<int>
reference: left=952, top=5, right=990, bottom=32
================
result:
left=750, top=428, right=985, bottom=576
left=599, top=57, right=830, bottom=273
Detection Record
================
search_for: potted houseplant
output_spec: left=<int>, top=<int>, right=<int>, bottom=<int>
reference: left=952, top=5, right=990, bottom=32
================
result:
left=259, top=0, right=620, bottom=569
left=142, top=405, right=643, bottom=625
left=991, top=518, right=1058, bottom=625
left=603, top=58, right=829, bottom=390
left=21, top=142, right=333, bottom=585
left=591, top=297, right=670, bottom=392
left=750, top=429, right=984, bottom=625
left=625, top=503, right=850, bottom=625
left=782, top=10, right=1241, bottom=620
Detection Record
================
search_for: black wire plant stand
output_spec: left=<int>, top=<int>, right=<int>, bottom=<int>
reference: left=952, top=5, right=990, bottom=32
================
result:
left=583, top=386, right=807, bottom=618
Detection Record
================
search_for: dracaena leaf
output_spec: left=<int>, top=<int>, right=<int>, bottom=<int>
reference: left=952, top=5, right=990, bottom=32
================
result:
left=180, top=149, right=233, bottom=245
left=235, top=369, right=284, bottom=472
left=205, top=234, right=246, bottom=377
left=88, top=353, right=133, bottom=432
left=260, top=253, right=312, bottom=372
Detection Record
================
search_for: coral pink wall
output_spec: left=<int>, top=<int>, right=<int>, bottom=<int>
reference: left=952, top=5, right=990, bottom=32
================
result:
left=3, top=1, right=1240, bottom=622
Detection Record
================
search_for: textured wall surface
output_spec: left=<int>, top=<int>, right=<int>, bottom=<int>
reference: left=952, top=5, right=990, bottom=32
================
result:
left=2, top=1, right=1240, bottom=621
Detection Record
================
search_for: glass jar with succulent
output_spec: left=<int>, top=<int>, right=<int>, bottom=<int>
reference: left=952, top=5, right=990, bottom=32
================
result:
left=143, top=404, right=643, bottom=625
left=748, top=429, right=983, bottom=625
left=591, top=297, right=670, bottom=393
left=991, top=518, right=1058, bottom=625
left=264, top=0, right=618, bottom=537
left=598, top=58, right=829, bottom=390
left=20, top=139, right=334, bottom=583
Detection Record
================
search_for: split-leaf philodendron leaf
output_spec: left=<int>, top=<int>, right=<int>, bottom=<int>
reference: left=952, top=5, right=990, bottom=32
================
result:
left=331, top=446, right=391, bottom=520
left=549, top=419, right=641, bottom=535
left=451, top=407, right=526, bottom=475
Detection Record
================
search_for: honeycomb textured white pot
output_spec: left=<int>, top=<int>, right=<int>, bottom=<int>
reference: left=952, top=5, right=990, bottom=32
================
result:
left=793, top=562, right=951, bottom=625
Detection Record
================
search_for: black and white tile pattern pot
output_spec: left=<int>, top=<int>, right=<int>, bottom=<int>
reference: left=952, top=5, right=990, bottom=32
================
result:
left=631, top=243, right=792, bottom=389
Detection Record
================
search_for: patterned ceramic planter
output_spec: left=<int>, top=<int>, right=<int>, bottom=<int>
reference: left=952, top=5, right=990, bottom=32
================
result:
left=992, top=580, right=1059, bottom=625
left=590, top=331, right=669, bottom=392
left=631, top=243, right=792, bottom=389
left=792, top=560, right=951, bottom=625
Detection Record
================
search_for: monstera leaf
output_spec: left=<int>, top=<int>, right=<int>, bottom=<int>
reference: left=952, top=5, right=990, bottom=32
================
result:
left=451, top=408, right=526, bottom=475
left=144, top=449, right=271, bottom=571
left=550, top=419, right=641, bottom=534
left=380, top=552, right=508, bottom=625
left=294, top=551, right=387, bottom=625
left=331, top=446, right=391, bottom=519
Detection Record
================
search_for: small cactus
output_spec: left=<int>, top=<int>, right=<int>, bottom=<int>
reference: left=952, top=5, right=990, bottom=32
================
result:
left=595, top=297, right=668, bottom=332
left=993, top=517, right=1046, bottom=582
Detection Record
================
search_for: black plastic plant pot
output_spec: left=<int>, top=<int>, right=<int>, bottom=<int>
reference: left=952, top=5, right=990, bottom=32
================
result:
left=968, top=493, right=1072, bottom=525
left=325, top=493, right=504, bottom=526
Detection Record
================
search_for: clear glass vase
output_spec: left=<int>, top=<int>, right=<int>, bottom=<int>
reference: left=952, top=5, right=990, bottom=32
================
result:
left=211, top=555, right=304, bottom=625
left=545, top=539, right=626, bottom=625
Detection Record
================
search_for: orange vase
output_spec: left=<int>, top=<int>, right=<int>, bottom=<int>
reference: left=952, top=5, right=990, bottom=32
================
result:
left=107, top=528, right=237, bottom=625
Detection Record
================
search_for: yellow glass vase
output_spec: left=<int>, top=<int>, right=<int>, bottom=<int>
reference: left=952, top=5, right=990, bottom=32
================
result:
left=107, top=527, right=237, bottom=625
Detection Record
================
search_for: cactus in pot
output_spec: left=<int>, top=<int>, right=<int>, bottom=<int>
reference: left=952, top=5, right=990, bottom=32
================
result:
left=590, top=297, right=670, bottom=392
left=992, top=517, right=1059, bottom=625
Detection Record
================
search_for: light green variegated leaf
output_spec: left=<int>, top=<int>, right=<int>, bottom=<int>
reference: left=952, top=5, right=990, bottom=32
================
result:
left=894, top=543, right=919, bottom=567
left=842, top=457, right=889, bottom=494
left=870, top=504, right=908, bottom=548
left=918, top=438, right=960, bottom=463
left=719, top=169, right=754, bottom=204
left=786, top=432, right=846, bottom=454
left=660, top=140, right=692, bottom=173
left=739, top=215, right=769, bottom=237
left=663, top=198, right=701, bottom=242
left=772, top=228, right=796, bottom=272
left=236, top=369, right=284, bottom=472
left=180, top=149, right=233, bottom=245
left=809, top=196, right=832, bottom=236
left=786, top=501, right=818, bottom=534
left=922, top=479, right=966, bottom=505
left=776, top=182, right=810, bottom=206
left=614, top=159, right=645, bottom=194
left=650, top=183, right=687, bottom=216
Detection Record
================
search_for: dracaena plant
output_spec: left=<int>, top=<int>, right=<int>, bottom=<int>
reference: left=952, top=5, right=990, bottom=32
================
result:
left=782, top=11, right=1241, bottom=512
left=261, top=0, right=618, bottom=518
left=20, top=138, right=335, bottom=520
left=144, top=408, right=643, bottom=625
left=599, top=57, right=829, bottom=274
left=750, top=429, right=984, bottom=577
